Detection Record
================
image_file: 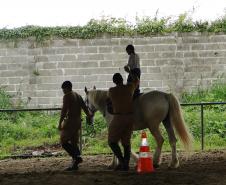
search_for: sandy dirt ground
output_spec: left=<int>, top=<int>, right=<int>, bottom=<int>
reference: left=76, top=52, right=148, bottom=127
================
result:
left=0, top=150, right=225, bottom=185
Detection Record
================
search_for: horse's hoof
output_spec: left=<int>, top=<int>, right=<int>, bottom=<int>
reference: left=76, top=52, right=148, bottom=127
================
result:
left=107, top=165, right=114, bottom=170
left=134, top=165, right=138, bottom=170
left=168, top=161, right=179, bottom=169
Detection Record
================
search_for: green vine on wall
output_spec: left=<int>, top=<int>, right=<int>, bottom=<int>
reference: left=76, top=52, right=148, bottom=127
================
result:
left=0, top=15, right=226, bottom=41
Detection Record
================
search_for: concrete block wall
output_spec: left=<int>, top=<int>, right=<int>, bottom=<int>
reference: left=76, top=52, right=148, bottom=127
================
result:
left=0, top=33, right=225, bottom=107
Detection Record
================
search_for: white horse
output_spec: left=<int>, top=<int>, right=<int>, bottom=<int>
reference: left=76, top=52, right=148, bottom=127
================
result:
left=84, top=87, right=193, bottom=168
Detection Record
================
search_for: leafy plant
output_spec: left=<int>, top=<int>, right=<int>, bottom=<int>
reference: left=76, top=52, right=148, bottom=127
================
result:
left=0, top=15, right=225, bottom=41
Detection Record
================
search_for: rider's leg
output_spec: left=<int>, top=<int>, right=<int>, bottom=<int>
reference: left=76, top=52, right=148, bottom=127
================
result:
left=109, top=142, right=124, bottom=166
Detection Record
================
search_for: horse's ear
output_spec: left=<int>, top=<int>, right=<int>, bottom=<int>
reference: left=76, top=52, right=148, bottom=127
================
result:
left=84, top=86, right=88, bottom=94
left=93, top=86, right=96, bottom=90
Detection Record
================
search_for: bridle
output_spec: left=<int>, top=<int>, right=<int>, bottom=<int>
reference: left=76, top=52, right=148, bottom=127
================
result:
left=85, top=97, right=97, bottom=116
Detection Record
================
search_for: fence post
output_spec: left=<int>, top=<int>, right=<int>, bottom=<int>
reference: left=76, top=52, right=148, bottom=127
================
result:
left=201, top=104, right=204, bottom=150
left=79, top=128, right=82, bottom=154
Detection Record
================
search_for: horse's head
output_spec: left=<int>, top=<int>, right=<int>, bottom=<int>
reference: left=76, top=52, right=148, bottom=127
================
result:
left=84, top=86, right=97, bottom=125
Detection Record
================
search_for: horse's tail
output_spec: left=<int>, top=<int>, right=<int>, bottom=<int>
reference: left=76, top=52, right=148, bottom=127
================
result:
left=168, top=93, right=193, bottom=152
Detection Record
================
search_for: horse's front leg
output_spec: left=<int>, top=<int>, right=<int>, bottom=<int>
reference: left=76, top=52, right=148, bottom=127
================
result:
left=108, top=155, right=118, bottom=169
left=109, top=151, right=138, bottom=169
left=131, top=150, right=139, bottom=162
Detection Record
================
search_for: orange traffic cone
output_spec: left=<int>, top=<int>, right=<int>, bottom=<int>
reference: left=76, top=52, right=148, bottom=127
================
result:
left=137, top=130, right=154, bottom=173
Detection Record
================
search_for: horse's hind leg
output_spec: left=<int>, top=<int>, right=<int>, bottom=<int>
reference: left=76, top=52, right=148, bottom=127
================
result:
left=148, top=124, right=164, bottom=168
left=163, top=115, right=179, bottom=168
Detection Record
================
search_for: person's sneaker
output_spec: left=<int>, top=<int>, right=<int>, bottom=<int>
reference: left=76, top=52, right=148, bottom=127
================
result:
left=114, top=164, right=124, bottom=171
left=123, top=165, right=129, bottom=171
left=114, top=163, right=129, bottom=171
left=65, top=164, right=78, bottom=171
left=64, top=158, right=82, bottom=171
left=73, top=157, right=83, bottom=166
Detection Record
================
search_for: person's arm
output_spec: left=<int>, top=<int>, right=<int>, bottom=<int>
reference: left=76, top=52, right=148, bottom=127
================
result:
left=124, top=55, right=133, bottom=73
left=124, top=65, right=130, bottom=73
left=78, top=95, right=92, bottom=117
left=58, top=95, right=68, bottom=130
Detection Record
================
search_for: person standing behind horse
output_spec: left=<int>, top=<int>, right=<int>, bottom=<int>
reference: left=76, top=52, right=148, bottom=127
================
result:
left=124, top=44, right=141, bottom=98
left=107, top=72, right=139, bottom=171
left=58, top=81, right=92, bottom=171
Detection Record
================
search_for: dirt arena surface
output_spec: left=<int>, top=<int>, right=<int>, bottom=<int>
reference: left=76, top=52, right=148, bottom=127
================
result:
left=0, top=150, right=225, bottom=185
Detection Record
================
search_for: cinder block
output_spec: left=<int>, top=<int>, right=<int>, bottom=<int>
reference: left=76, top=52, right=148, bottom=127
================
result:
left=77, top=54, right=104, bottom=61
left=184, top=66, right=198, bottom=72
left=161, top=52, right=176, bottom=58
left=6, top=48, right=28, bottom=56
left=79, top=39, right=93, bottom=46
left=48, top=55, right=63, bottom=61
left=144, top=52, right=162, bottom=59
left=84, top=46, right=98, bottom=53
left=133, top=38, right=149, bottom=45
left=0, top=77, right=8, bottom=84
left=209, top=35, right=226, bottom=43
left=103, top=53, right=127, bottom=60
left=0, top=70, right=28, bottom=77
left=168, top=59, right=183, bottom=65
left=8, top=77, right=24, bottom=84
left=191, top=44, right=205, bottom=50
left=155, top=45, right=176, bottom=52
left=39, top=69, right=63, bottom=76
left=84, top=75, right=98, bottom=82
left=205, top=43, right=226, bottom=50
left=28, top=49, right=42, bottom=56
left=99, top=61, right=113, bottom=67
left=64, top=39, right=79, bottom=47
left=99, top=46, right=113, bottom=53
left=119, top=38, right=134, bottom=46
left=75, top=61, right=98, bottom=68
left=199, top=51, right=218, bottom=57
left=35, top=90, right=57, bottom=97
left=97, top=74, right=113, bottom=81
left=147, top=67, right=161, bottom=73
left=63, top=55, right=76, bottom=61
left=51, top=40, right=66, bottom=47
left=135, top=45, right=155, bottom=53
left=0, top=64, right=7, bottom=70
left=0, top=49, right=6, bottom=56
left=34, top=56, right=48, bottom=62
left=141, top=60, right=155, bottom=66
left=43, top=63, right=57, bottom=69
left=7, top=63, right=23, bottom=70
left=42, top=48, right=56, bottom=55
left=93, top=39, right=119, bottom=46
left=177, top=44, right=190, bottom=51
left=148, top=80, right=163, bottom=87
left=37, top=83, right=59, bottom=91
left=184, top=51, right=198, bottom=58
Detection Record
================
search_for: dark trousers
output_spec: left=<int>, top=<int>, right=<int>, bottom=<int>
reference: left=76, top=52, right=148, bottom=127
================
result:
left=127, top=68, right=141, bottom=99
left=62, top=142, right=81, bottom=160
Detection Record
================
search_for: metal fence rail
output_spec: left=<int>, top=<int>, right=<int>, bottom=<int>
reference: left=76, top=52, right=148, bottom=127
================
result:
left=0, top=102, right=226, bottom=153
left=181, top=102, right=226, bottom=150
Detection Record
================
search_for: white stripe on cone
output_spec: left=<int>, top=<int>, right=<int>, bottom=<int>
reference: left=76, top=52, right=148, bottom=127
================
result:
left=141, top=138, right=149, bottom=146
left=139, top=152, right=151, bottom=158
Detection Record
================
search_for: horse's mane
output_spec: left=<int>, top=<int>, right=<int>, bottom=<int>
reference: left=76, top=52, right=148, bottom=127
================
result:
left=89, top=90, right=108, bottom=110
